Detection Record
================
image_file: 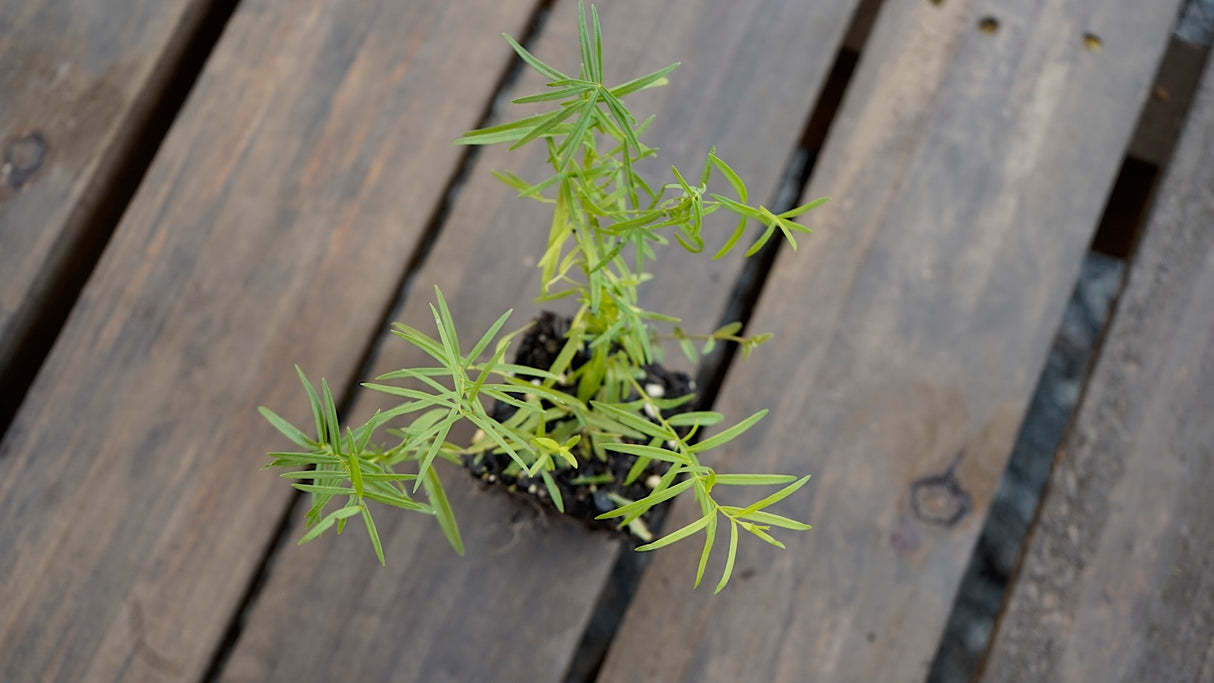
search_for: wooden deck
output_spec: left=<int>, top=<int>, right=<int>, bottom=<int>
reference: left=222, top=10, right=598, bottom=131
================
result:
left=1, top=1, right=1210, bottom=681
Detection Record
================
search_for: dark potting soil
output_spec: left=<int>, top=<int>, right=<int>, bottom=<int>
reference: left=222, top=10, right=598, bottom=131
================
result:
left=462, top=311, right=694, bottom=540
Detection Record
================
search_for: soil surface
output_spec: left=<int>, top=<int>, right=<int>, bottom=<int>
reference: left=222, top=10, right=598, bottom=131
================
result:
left=462, top=312, right=694, bottom=540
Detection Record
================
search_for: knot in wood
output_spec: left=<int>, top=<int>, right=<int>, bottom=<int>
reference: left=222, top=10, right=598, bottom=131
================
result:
left=4, top=131, right=48, bottom=190
left=909, top=455, right=972, bottom=527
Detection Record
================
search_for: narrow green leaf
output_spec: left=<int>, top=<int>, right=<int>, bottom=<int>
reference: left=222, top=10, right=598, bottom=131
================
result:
left=666, top=411, right=724, bottom=427
left=295, top=365, right=325, bottom=443
left=360, top=488, right=430, bottom=512
left=266, top=451, right=343, bottom=468
left=547, top=328, right=584, bottom=385
left=694, top=512, right=718, bottom=588
left=709, top=193, right=762, bottom=218
left=345, top=428, right=363, bottom=496
left=298, top=505, right=362, bottom=545
left=321, top=379, right=341, bottom=453
left=464, top=309, right=513, bottom=367
left=413, top=412, right=460, bottom=491
left=430, top=287, right=461, bottom=365
left=712, top=473, right=798, bottom=486
left=709, top=152, right=748, bottom=203
left=504, top=33, right=568, bottom=82
left=354, top=410, right=380, bottom=454
left=779, top=195, right=830, bottom=218
left=258, top=407, right=312, bottom=448
left=595, top=477, right=694, bottom=520
left=714, top=321, right=743, bottom=337
left=735, top=474, right=812, bottom=517
left=512, top=83, right=596, bottom=104
left=624, top=455, right=651, bottom=486
left=423, top=467, right=464, bottom=555
left=361, top=506, right=386, bottom=565
left=390, top=324, right=450, bottom=368
left=374, top=367, right=450, bottom=394
left=540, top=469, right=565, bottom=513
left=510, top=103, right=580, bottom=151
left=713, top=216, right=749, bottom=260
left=291, top=483, right=354, bottom=496
left=609, top=62, right=680, bottom=98
left=557, top=100, right=597, bottom=170
left=458, top=112, right=557, bottom=146
left=281, top=470, right=417, bottom=483
left=715, top=519, right=739, bottom=593
left=493, top=363, right=563, bottom=381
left=464, top=409, right=531, bottom=472
left=744, top=221, right=778, bottom=257
left=467, top=336, right=511, bottom=401
left=688, top=409, right=767, bottom=453
left=577, top=0, right=596, bottom=82
left=601, top=442, right=689, bottom=466
left=590, top=4, right=603, bottom=84
left=741, top=521, right=785, bottom=549
left=601, top=90, right=639, bottom=152
left=590, top=401, right=677, bottom=440
left=737, top=509, right=812, bottom=531
left=678, top=336, right=699, bottom=363
left=361, top=384, right=456, bottom=409
left=636, top=510, right=715, bottom=551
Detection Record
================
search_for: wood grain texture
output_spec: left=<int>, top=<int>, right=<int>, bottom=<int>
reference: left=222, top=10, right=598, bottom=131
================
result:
left=0, top=0, right=213, bottom=395
left=0, top=1, right=538, bottom=680
left=980, top=52, right=1214, bottom=683
left=220, top=1, right=863, bottom=681
left=597, top=0, right=1183, bottom=681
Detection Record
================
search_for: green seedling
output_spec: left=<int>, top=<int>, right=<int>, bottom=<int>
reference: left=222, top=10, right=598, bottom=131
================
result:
left=260, top=1, right=825, bottom=592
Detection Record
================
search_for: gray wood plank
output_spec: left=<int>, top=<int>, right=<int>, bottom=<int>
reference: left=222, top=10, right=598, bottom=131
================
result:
left=0, top=0, right=216, bottom=409
left=0, top=1, right=538, bottom=681
left=597, top=0, right=1184, bottom=681
left=979, top=52, right=1214, bottom=683
left=219, top=1, right=865, bottom=681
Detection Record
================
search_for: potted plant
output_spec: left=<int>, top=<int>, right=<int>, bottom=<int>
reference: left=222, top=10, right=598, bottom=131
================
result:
left=260, top=1, right=826, bottom=593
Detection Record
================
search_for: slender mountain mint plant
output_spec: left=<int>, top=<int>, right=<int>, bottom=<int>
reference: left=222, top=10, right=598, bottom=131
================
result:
left=260, top=1, right=827, bottom=593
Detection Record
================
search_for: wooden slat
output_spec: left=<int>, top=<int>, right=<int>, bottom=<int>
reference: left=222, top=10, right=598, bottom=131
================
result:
left=219, top=1, right=864, bottom=681
left=0, top=0, right=216, bottom=407
left=0, top=1, right=539, bottom=680
left=979, top=53, right=1214, bottom=683
left=598, top=1, right=1183, bottom=681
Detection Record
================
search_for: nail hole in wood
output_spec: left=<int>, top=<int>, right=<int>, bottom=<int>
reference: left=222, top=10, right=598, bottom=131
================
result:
left=978, top=16, right=999, bottom=34
left=1083, top=33, right=1103, bottom=52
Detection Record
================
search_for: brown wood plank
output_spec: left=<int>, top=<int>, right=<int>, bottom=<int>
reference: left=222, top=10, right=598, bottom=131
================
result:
left=0, top=0, right=221, bottom=415
left=0, top=1, right=539, bottom=681
left=219, top=1, right=865, bottom=681
left=597, top=1, right=1184, bottom=681
left=979, top=53, right=1214, bottom=683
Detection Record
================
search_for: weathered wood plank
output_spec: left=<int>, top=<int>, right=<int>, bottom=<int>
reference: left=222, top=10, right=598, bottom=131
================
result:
left=220, top=1, right=864, bottom=681
left=598, top=1, right=1183, bottom=681
left=0, top=1, right=539, bottom=680
left=979, top=52, right=1214, bottom=683
left=0, top=0, right=220, bottom=416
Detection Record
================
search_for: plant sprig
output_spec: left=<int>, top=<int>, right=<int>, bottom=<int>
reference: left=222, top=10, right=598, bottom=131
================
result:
left=260, top=1, right=825, bottom=590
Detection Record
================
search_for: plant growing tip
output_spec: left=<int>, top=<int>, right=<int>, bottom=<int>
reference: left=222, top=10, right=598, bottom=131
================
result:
left=261, top=1, right=826, bottom=593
